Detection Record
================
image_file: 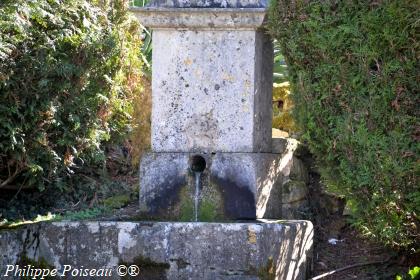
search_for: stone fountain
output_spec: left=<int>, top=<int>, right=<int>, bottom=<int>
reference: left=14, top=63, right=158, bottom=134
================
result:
left=137, top=0, right=285, bottom=222
left=0, top=1, right=313, bottom=279
left=132, top=0, right=313, bottom=278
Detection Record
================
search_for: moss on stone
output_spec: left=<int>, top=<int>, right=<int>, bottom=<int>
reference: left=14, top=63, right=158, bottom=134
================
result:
left=178, top=179, right=227, bottom=222
left=19, top=256, right=57, bottom=279
left=119, top=256, right=169, bottom=280
left=198, top=199, right=218, bottom=221
left=125, top=256, right=170, bottom=269
left=258, top=257, right=275, bottom=280
left=202, top=181, right=226, bottom=221
left=103, top=194, right=131, bottom=209
left=178, top=186, right=194, bottom=222
left=139, top=173, right=232, bottom=222
left=248, top=257, right=275, bottom=280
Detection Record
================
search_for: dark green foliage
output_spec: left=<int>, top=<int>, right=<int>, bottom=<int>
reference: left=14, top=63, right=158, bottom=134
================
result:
left=396, top=266, right=420, bottom=280
left=132, top=0, right=152, bottom=76
left=0, top=0, right=142, bottom=191
left=267, top=0, right=419, bottom=249
left=273, top=41, right=289, bottom=83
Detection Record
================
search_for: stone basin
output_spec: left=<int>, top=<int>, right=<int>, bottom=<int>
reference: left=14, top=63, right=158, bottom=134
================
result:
left=0, top=220, right=313, bottom=280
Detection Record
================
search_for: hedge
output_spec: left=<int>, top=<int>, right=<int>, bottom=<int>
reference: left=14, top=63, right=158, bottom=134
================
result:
left=267, top=0, right=419, bottom=250
left=0, top=0, right=143, bottom=191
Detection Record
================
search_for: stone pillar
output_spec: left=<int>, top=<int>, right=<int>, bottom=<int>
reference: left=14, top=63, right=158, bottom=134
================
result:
left=132, top=0, right=284, bottom=221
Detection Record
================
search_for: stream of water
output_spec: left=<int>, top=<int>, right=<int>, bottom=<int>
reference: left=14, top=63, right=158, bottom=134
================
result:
left=194, top=171, right=201, bottom=222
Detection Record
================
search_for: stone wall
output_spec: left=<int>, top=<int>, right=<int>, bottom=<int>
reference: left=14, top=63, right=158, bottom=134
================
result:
left=272, top=131, right=311, bottom=219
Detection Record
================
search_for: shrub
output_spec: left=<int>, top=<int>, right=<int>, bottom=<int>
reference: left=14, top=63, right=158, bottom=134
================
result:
left=396, top=266, right=420, bottom=280
left=0, top=0, right=144, bottom=191
left=130, top=77, right=151, bottom=168
left=268, top=0, right=419, bottom=250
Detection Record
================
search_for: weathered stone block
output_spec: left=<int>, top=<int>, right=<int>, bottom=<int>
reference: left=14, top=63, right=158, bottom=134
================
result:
left=0, top=229, right=24, bottom=273
left=0, top=220, right=313, bottom=280
left=282, top=180, right=308, bottom=204
left=139, top=152, right=291, bottom=220
left=150, top=29, right=272, bottom=153
left=132, top=6, right=273, bottom=153
left=281, top=200, right=310, bottom=220
left=289, top=157, right=309, bottom=184
left=281, top=180, right=310, bottom=219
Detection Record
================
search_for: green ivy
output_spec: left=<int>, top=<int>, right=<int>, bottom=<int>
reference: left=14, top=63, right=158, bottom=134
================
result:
left=267, top=0, right=419, bottom=250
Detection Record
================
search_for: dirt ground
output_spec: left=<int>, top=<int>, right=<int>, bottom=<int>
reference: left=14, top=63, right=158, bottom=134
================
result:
left=311, top=220, right=413, bottom=280
left=306, top=171, right=417, bottom=280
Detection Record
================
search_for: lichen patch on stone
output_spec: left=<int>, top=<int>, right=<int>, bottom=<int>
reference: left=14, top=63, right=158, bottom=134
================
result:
left=118, top=223, right=138, bottom=254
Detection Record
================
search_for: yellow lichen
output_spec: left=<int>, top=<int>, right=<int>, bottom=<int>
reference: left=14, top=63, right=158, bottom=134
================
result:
left=129, top=77, right=151, bottom=167
left=247, top=227, right=257, bottom=244
left=272, top=82, right=296, bottom=133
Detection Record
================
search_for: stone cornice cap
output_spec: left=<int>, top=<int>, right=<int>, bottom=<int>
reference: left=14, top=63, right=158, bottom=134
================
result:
left=130, top=0, right=267, bottom=30
left=130, top=8, right=266, bottom=29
